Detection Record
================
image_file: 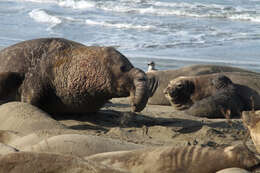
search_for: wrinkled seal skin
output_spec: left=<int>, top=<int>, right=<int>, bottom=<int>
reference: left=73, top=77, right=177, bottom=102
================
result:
left=0, top=38, right=150, bottom=114
left=147, top=65, right=257, bottom=105
left=0, top=152, right=130, bottom=173
left=164, top=72, right=260, bottom=118
left=87, top=145, right=260, bottom=173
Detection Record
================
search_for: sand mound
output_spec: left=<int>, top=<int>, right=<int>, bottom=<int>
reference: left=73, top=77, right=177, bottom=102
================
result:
left=0, top=102, right=66, bottom=134
left=22, top=134, right=143, bottom=157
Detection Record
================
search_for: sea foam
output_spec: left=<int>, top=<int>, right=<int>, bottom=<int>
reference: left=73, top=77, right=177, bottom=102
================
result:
left=58, top=0, right=95, bottom=9
left=29, top=9, right=62, bottom=30
left=85, top=19, right=154, bottom=30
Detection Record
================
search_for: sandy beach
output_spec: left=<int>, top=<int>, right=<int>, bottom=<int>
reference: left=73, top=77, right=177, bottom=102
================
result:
left=65, top=97, right=249, bottom=148
left=0, top=97, right=258, bottom=173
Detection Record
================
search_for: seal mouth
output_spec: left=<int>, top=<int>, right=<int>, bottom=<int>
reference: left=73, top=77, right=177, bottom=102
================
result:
left=164, top=79, right=195, bottom=110
left=164, top=85, right=189, bottom=104
left=165, top=94, right=191, bottom=110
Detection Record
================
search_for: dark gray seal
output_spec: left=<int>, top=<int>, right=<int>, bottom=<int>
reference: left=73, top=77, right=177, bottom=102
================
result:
left=0, top=38, right=152, bottom=114
left=164, top=72, right=260, bottom=118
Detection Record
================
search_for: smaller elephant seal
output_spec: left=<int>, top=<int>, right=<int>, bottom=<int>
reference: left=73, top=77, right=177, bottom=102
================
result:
left=163, top=74, right=244, bottom=118
left=146, top=65, right=257, bottom=105
left=0, top=152, right=129, bottom=173
left=0, top=102, right=65, bottom=134
left=242, top=110, right=260, bottom=153
left=87, top=145, right=260, bottom=173
left=22, top=134, right=143, bottom=157
left=0, top=38, right=153, bottom=114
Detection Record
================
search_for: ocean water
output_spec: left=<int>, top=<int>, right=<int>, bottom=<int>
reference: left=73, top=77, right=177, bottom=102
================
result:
left=1, top=0, right=260, bottom=72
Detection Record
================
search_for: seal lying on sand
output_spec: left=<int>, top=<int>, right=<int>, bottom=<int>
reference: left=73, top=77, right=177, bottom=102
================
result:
left=0, top=102, right=143, bottom=157
left=0, top=38, right=152, bottom=114
left=147, top=65, right=257, bottom=105
left=87, top=145, right=260, bottom=173
left=164, top=72, right=260, bottom=118
left=0, top=102, right=65, bottom=134
left=0, top=152, right=129, bottom=173
left=21, top=134, right=143, bottom=157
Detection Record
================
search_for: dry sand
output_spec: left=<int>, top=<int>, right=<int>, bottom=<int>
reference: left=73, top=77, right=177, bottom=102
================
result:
left=0, top=99, right=256, bottom=172
left=59, top=97, right=250, bottom=149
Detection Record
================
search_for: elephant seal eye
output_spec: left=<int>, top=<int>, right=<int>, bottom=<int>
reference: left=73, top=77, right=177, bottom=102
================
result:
left=177, top=84, right=183, bottom=88
left=176, top=83, right=184, bottom=89
left=120, top=65, right=129, bottom=72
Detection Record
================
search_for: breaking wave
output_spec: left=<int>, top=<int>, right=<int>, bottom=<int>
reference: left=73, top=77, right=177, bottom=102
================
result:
left=18, top=0, right=260, bottom=23
left=85, top=19, right=154, bottom=30
left=29, top=9, right=62, bottom=30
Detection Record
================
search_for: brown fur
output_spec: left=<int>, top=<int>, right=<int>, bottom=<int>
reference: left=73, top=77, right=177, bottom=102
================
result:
left=147, top=65, right=257, bottom=105
left=0, top=38, right=150, bottom=114
left=87, top=145, right=260, bottom=173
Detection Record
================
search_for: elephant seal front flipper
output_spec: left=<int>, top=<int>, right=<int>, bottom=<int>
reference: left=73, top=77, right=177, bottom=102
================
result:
left=0, top=72, right=24, bottom=104
left=185, top=87, right=243, bottom=118
left=87, top=145, right=260, bottom=173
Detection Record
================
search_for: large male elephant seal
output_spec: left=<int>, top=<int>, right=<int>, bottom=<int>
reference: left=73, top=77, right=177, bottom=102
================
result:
left=147, top=65, right=257, bottom=105
left=164, top=72, right=260, bottom=118
left=0, top=38, right=151, bottom=114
